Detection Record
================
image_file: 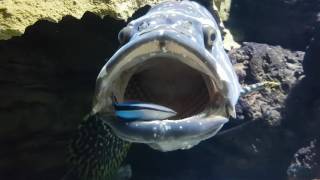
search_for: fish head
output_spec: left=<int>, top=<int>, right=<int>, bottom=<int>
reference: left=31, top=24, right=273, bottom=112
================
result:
left=92, top=1, right=241, bottom=151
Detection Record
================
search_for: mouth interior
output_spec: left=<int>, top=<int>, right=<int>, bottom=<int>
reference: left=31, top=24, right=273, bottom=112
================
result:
left=123, top=56, right=213, bottom=120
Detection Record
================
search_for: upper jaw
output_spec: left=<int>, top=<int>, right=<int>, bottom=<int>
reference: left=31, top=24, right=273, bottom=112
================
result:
left=92, top=28, right=233, bottom=151
left=93, top=27, right=224, bottom=113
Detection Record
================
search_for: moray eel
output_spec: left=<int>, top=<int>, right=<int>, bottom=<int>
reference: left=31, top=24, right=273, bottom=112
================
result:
left=66, top=1, right=243, bottom=180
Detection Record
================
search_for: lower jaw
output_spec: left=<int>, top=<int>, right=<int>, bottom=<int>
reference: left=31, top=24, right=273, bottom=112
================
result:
left=102, top=111, right=229, bottom=151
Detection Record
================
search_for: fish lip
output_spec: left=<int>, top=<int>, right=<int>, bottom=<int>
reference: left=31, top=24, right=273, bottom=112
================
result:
left=101, top=113, right=228, bottom=150
left=93, top=27, right=239, bottom=151
left=106, top=28, right=220, bottom=78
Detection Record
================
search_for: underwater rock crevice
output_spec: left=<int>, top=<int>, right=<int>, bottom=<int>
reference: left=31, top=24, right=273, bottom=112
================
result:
left=0, top=2, right=318, bottom=180
left=0, top=12, right=125, bottom=180
left=284, top=25, right=320, bottom=180
left=227, top=0, right=320, bottom=50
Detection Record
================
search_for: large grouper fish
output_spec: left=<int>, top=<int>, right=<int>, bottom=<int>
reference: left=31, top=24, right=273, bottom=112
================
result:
left=64, top=1, right=257, bottom=179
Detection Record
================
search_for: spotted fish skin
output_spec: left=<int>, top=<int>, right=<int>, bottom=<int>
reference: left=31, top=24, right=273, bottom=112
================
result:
left=66, top=115, right=130, bottom=180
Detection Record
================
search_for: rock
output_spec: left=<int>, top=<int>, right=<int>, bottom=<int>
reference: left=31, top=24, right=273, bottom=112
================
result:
left=0, top=0, right=236, bottom=43
left=222, top=28, right=241, bottom=50
left=0, top=12, right=125, bottom=179
left=303, top=24, right=320, bottom=88
left=227, top=0, right=320, bottom=50
left=287, top=139, right=320, bottom=180
left=229, top=42, right=304, bottom=126
left=214, top=0, right=232, bottom=21
left=285, top=27, right=320, bottom=128
left=284, top=26, right=320, bottom=180
left=0, top=0, right=169, bottom=40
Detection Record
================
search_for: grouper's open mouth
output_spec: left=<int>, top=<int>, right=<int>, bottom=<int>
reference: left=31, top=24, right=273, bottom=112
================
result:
left=93, top=28, right=235, bottom=151
left=124, top=56, right=211, bottom=119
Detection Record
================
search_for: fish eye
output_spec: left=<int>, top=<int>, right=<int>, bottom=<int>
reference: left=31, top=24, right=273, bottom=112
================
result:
left=203, top=25, right=216, bottom=50
left=118, top=26, right=132, bottom=45
left=210, top=32, right=216, bottom=42
left=138, top=21, right=149, bottom=31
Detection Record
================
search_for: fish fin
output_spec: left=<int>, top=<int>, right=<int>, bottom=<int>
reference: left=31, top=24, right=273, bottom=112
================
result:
left=113, top=164, right=132, bottom=180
